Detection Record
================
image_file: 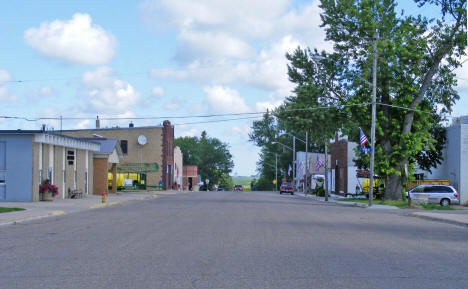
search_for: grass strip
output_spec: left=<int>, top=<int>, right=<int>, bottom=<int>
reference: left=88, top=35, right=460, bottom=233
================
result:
left=337, top=198, right=455, bottom=210
left=0, top=207, right=25, bottom=213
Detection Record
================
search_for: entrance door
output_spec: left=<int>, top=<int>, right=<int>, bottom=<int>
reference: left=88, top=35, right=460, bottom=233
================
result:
left=188, top=177, right=193, bottom=191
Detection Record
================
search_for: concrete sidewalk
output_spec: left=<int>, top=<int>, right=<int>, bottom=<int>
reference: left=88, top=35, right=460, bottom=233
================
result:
left=0, top=191, right=185, bottom=226
left=411, top=211, right=468, bottom=226
left=294, top=191, right=468, bottom=225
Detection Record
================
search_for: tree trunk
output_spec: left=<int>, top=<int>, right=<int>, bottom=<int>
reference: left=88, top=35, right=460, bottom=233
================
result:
left=385, top=173, right=403, bottom=200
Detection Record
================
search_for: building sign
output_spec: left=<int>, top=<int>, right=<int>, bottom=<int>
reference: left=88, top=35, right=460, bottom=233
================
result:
left=117, top=162, right=159, bottom=173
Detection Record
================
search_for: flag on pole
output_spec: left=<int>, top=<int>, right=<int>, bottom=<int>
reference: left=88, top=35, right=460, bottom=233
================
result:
left=315, top=155, right=324, bottom=171
left=288, top=164, right=292, bottom=176
left=360, top=128, right=369, bottom=148
left=297, top=161, right=304, bottom=176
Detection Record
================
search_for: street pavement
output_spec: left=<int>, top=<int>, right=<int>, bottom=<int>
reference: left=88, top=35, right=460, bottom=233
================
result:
left=0, top=191, right=175, bottom=226
left=1, top=190, right=467, bottom=289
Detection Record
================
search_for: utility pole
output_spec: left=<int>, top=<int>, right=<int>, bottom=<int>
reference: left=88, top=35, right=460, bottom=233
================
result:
left=293, top=136, right=296, bottom=192
left=275, top=153, right=278, bottom=192
left=324, top=143, right=328, bottom=201
left=305, top=132, right=308, bottom=194
left=369, top=33, right=378, bottom=207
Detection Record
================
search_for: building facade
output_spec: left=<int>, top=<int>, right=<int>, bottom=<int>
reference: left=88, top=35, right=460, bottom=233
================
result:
left=174, top=146, right=183, bottom=190
left=294, top=151, right=330, bottom=189
left=183, top=165, right=199, bottom=191
left=329, top=134, right=359, bottom=196
left=0, top=131, right=99, bottom=202
left=421, top=116, right=468, bottom=204
left=61, top=121, right=175, bottom=190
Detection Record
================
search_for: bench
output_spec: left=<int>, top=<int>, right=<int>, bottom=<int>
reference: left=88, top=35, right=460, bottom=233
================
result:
left=69, top=188, right=83, bottom=199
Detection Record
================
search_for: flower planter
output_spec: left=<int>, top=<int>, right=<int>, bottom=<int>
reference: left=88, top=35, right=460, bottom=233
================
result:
left=41, top=190, right=55, bottom=201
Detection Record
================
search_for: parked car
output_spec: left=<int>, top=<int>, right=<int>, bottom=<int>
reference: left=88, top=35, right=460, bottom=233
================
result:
left=218, top=187, right=225, bottom=191
left=234, top=185, right=243, bottom=191
left=280, top=182, right=294, bottom=195
left=406, top=185, right=459, bottom=206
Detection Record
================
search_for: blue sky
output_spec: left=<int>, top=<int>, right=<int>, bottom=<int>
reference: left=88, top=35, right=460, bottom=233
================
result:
left=0, top=0, right=466, bottom=176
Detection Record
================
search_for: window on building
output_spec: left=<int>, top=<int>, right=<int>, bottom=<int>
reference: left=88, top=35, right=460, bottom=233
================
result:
left=120, top=140, right=128, bottom=155
left=67, top=150, right=75, bottom=165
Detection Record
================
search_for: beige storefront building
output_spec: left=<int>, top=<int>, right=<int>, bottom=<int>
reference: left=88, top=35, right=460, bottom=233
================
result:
left=60, top=120, right=175, bottom=189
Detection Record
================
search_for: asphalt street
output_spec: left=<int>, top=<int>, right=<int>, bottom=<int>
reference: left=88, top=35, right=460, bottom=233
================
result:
left=1, top=190, right=467, bottom=289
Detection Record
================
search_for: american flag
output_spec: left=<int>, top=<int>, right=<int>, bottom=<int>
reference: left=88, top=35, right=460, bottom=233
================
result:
left=360, top=128, right=369, bottom=148
left=315, top=155, right=324, bottom=171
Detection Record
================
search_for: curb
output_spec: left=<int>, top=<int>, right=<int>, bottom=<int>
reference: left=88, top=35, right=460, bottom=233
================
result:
left=411, top=212, right=468, bottom=226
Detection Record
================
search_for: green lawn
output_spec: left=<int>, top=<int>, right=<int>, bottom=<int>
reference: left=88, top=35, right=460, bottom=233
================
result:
left=0, top=207, right=25, bottom=213
left=336, top=198, right=454, bottom=210
left=232, top=176, right=254, bottom=190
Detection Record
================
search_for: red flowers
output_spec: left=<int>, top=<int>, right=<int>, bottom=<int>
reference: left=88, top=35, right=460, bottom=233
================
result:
left=39, top=180, right=59, bottom=197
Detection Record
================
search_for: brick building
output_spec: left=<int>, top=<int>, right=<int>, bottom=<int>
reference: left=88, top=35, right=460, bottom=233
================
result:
left=329, top=134, right=359, bottom=196
left=183, top=165, right=199, bottom=191
left=60, top=120, right=176, bottom=190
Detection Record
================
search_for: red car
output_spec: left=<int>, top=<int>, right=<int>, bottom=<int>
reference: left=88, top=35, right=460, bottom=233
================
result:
left=234, top=185, right=243, bottom=191
left=280, top=182, right=294, bottom=195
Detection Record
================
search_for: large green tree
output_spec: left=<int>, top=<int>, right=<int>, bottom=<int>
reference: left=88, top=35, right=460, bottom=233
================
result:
left=315, top=0, right=466, bottom=199
left=175, top=131, right=234, bottom=189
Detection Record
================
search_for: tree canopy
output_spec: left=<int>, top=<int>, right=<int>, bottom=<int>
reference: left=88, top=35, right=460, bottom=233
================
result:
left=250, top=0, right=466, bottom=199
left=175, top=131, right=234, bottom=189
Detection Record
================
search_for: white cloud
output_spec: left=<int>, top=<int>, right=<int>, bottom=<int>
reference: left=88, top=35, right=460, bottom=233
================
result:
left=455, top=54, right=468, bottom=89
left=0, top=70, right=11, bottom=82
left=203, top=85, right=251, bottom=113
left=140, top=0, right=290, bottom=39
left=255, top=100, right=284, bottom=112
left=177, top=30, right=255, bottom=62
left=81, top=67, right=140, bottom=114
left=0, top=69, right=17, bottom=102
left=24, top=13, right=116, bottom=65
left=29, top=86, right=54, bottom=100
left=225, top=125, right=252, bottom=137
left=178, top=128, right=198, bottom=137
left=39, top=86, right=53, bottom=96
left=151, top=36, right=299, bottom=92
left=152, top=86, right=165, bottom=98
left=163, top=101, right=181, bottom=110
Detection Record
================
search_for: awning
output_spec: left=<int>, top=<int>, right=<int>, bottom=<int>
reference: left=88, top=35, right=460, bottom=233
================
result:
left=117, top=162, right=159, bottom=173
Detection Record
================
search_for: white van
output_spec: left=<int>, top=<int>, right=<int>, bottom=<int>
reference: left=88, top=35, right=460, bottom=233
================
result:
left=406, top=185, right=459, bottom=206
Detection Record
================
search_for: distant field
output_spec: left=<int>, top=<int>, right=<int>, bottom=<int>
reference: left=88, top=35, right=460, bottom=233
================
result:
left=232, top=176, right=254, bottom=190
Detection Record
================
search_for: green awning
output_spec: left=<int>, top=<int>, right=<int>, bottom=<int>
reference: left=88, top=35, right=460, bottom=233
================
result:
left=117, top=162, right=159, bottom=173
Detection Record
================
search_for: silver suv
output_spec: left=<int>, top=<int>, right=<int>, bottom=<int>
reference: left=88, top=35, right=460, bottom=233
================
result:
left=407, top=185, right=459, bottom=206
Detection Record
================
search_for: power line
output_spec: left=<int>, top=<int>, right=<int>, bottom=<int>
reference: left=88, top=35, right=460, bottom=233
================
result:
left=0, top=103, right=372, bottom=122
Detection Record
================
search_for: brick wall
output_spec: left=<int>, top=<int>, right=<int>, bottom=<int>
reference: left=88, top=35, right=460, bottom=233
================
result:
left=162, top=120, right=174, bottom=190
left=183, top=165, right=198, bottom=191
left=330, top=135, right=348, bottom=195
left=93, top=158, right=108, bottom=195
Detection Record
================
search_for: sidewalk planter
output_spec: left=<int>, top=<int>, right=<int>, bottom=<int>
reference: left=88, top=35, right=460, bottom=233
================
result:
left=39, top=180, right=58, bottom=202
left=41, top=190, right=55, bottom=201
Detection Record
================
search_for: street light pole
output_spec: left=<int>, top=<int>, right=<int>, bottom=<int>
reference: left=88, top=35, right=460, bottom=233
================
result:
left=369, top=33, right=378, bottom=207
left=293, top=136, right=296, bottom=192
left=305, top=132, right=308, bottom=194
left=324, top=143, right=328, bottom=201
left=275, top=153, right=278, bottom=192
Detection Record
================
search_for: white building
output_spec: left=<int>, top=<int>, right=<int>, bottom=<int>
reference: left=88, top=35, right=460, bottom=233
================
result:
left=295, top=151, right=331, bottom=190
left=420, top=116, right=468, bottom=204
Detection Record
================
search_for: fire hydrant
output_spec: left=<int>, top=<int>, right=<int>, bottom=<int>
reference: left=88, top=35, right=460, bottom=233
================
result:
left=101, top=191, right=106, bottom=203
